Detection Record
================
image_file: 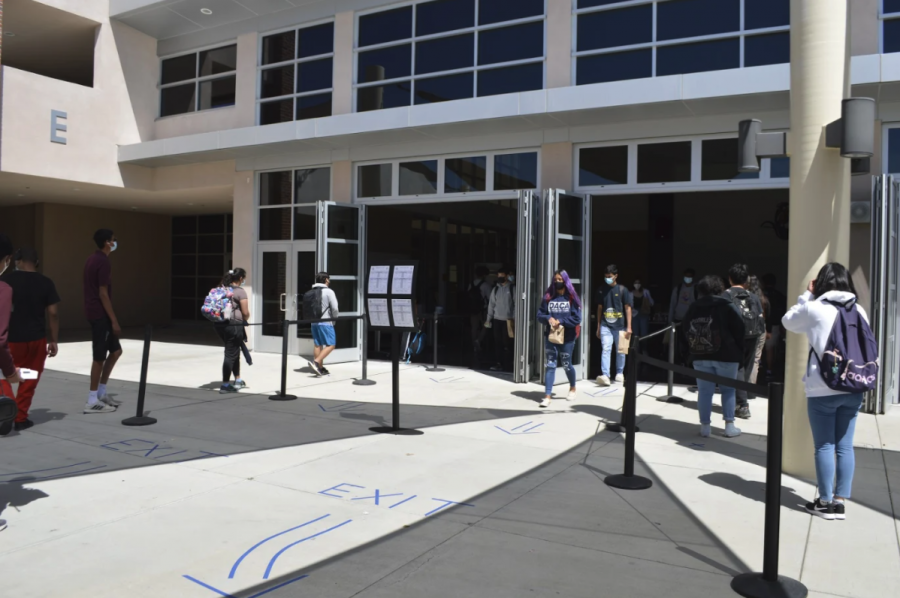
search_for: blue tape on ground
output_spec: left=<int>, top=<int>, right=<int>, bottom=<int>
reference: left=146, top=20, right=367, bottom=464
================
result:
left=229, top=514, right=331, bottom=579
left=263, top=519, right=352, bottom=579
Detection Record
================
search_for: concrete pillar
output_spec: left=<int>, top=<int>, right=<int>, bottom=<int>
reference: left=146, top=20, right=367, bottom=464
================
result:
left=546, top=0, right=572, bottom=89
left=332, top=11, right=355, bottom=115
left=332, top=160, right=352, bottom=203
left=784, top=0, right=852, bottom=478
left=235, top=32, right=259, bottom=127
left=233, top=171, right=255, bottom=345
left=541, top=142, right=574, bottom=190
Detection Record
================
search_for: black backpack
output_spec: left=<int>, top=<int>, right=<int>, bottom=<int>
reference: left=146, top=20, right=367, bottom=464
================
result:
left=302, top=287, right=324, bottom=321
left=726, top=288, right=766, bottom=339
left=466, top=281, right=487, bottom=315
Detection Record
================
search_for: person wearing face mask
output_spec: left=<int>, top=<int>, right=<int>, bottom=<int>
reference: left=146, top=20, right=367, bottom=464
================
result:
left=82, top=229, right=123, bottom=414
left=631, top=279, right=654, bottom=353
left=485, top=265, right=516, bottom=372
left=0, top=234, right=23, bottom=441
left=595, top=264, right=633, bottom=386
left=216, top=268, right=251, bottom=393
left=537, top=271, right=582, bottom=408
left=668, top=268, right=697, bottom=326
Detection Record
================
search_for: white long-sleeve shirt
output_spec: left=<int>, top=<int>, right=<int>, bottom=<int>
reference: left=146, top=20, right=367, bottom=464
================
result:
left=781, top=290, right=868, bottom=397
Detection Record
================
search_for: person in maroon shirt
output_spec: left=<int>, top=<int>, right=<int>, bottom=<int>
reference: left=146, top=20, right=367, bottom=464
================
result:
left=83, top=229, right=123, bottom=414
left=0, top=233, right=22, bottom=441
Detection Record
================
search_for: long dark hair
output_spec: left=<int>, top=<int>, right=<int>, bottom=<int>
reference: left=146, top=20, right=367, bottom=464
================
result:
left=543, top=270, right=582, bottom=307
left=748, top=275, right=769, bottom=316
left=812, top=262, right=856, bottom=299
left=222, top=268, right=247, bottom=287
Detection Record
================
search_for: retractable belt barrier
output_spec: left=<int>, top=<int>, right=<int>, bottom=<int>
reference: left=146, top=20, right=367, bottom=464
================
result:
left=122, top=324, right=157, bottom=427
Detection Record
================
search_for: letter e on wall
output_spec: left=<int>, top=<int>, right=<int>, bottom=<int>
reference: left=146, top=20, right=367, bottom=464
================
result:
left=50, top=110, right=67, bottom=145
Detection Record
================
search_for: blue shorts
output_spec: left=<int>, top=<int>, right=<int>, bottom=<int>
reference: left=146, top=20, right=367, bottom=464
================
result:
left=311, top=323, right=336, bottom=347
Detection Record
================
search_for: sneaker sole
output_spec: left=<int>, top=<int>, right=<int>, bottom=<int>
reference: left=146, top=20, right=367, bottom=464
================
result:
left=83, top=407, right=116, bottom=414
left=805, top=507, right=835, bottom=520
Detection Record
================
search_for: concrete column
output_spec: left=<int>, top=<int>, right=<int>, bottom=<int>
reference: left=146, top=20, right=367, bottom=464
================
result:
left=332, top=160, right=352, bottom=203
left=235, top=32, right=259, bottom=127
left=233, top=171, right=255, bottom=345
left=784, top=0, right=852, bottom=478
left=541, top=142, right=574, bottom=190
left=546, top=0, right=572, bottom=89
left=332, top=11, right=355, bottom=115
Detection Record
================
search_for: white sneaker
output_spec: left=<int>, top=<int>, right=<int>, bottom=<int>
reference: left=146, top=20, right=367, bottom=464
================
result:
left=596, top=375, right=611, bottom=387
left=723, top=422, right=742, bottom=438
left=539, top=397, right=551, bottom=408
left=84, top=401, right=116, bottom=414
left=100, top=394, right=122, bottom=407
left=699, top=424, right=711, bottom=438
left=566, top=389, right=577, bottom=401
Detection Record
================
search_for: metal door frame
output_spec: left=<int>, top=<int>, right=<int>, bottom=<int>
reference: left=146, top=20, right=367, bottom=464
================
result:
left=514, top=190, right=540, bottom=383
left=869, top=175, right=900, bottom=414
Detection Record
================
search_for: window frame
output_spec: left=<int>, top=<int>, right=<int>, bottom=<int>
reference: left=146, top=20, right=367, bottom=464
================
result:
left=571, top=0, right=790, bottom=84
left=353, top=148, right=542, bottom=202
left=882, top=122, right=900, bottom=174
left=352, top=0, right=548, bottom=112
left=158, top=42, right=238, bottom=119
left=881, top=1, right=900, bottom=54
left=257, top=18, right=336, bottom=125
left=255, top=166, right=333, bottom=243
left=574, top=133, right=789, bottom=194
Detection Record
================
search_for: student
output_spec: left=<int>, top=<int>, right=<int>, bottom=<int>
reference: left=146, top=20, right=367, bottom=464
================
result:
left=467, top=266, right=493, bottom=353
left=0, top=234, right=22, bottom=441
left=83, top=229, right=123, bottom=414
left=782, top=263, right=871, bottom=521
left=595, top=264, right=632, bottom=386
left=762, top=273, right=788, bottom=380
left=537, top=271, right=582, bottom=408
left=722, top=264, right=766, bottom=420
left=747, top=275, right=769, bottom=391
left=679, top=275, right=745, bottom=438
left=308, top=272, right=340, bottom=376
left=216, top=268, right=250, bottom=394
left=668, top=268, right=697, bottom=325
left=631, top=278, right=654, bottom=346
left=0, top=249, right=60, bottom=432
left=485, top=265, right=515, bottom=372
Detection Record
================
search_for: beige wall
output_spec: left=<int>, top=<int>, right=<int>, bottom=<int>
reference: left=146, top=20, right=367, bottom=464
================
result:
left=332, top=160, right=352, bottom=203
left=333, top=11, right=354, bottom=116
left=546, top=0, right=572, bottom=88
left=850, top=0, right=879, bottom=57
left=541, top=142, right=574, bottom=190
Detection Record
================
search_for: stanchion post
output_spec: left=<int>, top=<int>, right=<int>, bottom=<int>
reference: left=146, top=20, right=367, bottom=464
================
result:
left=370, top=330, right=423, bottom=436
left=354, top=315, right=377, bottom=386
left=122, top=324, right=157, bottom=426
left=605, top=333, right=641, bottom=434
left=605, top=346, right=652, bottom=490
left=425, top=316, right=445, bottom=373
left=731, top=382, right=807, bottom=598
left=665, top=325, right=684, bottom=403
left=269, top=319, right=298, bottom=401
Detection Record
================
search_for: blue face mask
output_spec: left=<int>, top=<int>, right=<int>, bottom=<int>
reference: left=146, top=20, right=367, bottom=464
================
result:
left=605, top=277, right=615, bottom=285
left=508, top=275, right=515, bottom=283
left=684, top=277, right=693, bottom=284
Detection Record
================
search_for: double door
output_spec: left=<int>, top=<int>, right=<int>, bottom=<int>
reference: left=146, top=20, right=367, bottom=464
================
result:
left=256, top=202, right=365, bottom=364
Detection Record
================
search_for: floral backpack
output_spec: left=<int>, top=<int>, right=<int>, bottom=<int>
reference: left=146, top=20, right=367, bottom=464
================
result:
left=201, top=286, right=234, bottom=323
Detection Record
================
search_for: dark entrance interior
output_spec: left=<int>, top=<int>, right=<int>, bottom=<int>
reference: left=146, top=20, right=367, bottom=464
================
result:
left=588, top=189, right=790, bottom=383
left=366, top=199, right=518, bottom=367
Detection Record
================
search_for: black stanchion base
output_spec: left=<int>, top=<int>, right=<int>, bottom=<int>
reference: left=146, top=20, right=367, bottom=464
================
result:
left=269, top=394, right=298, bottom=401
left=352, top=379, right=377, bottom=386
left=122, top=415, right=157, bottom=426
left=665, top=396, right=684, bottom=403
left=425, top=366, right=445, bottom=372
left=369, top=426, right=424, bottom=436
left=605, top=474, right=653, bottom=490
left=605, top=423, right=640, bottom=433
left=731, top=573, right=808, bottom=598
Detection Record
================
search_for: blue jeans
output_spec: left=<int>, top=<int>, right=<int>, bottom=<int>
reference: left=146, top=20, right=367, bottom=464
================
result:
left=693, top=360, right=739, bottom=424
left=600, top=326, right=626, bottom=378
left=807, top=393, right=863, bottom=502
left=633, top=314, right=649, bottom=352
left=545, top=338, right=577, bottom=395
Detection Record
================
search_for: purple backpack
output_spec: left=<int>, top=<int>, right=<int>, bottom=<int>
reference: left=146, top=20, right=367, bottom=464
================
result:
left=810, top=298, right=879, bottom=393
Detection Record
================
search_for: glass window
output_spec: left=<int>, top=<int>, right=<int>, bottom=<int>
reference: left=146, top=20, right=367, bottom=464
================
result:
left=261, top=66, right=294, bottom=99
left=298, top=23, right=334, bottom=58
left=577, top=49, right=652, bottom=85
left=161, top=54, right=196, bottom=84
left=199, top=214, right=225, bottom=234
left=359, top=164, right=393, bottom=197
left=744, top=32, right=790, bottom=67
left=576, top=6, right=652, bottom=52
left=262, top=31, right=295, bottom=65
left=173, top=235, right=196, bottom=254
left=745, top=0, right=789, bottom=30
left=478, top=22, right=543, bottom=66
left=199, top=45, right=237, bottom=77
left=260, top=99, right=294, bottom=124
left=297, top=58, right=333, bottom=93
left=885, top=19, right=900, bottom=54
left=259, top=208, right=293, bottom=241
left=172, top=255, right=196, bottom=276
left=294, top=206, right=317, bottom=240
left=358, top=45, right=412, bottom=82
left=888, top=0, right=900, bottom=14
left=327, top=243, right=359, bottom=276
left=295, top=168, right=331, bottom=203
left=416, top=0, right=475, bottom=36
left=198, top=77, right=236, bottom=110
left=579, top=146, right=628, bottom=186
left=162, top=45, right=236, bottom=117
left=494, top=153, right=538, bottom=190
left=637, top=142, right=692, bottom=183
left=357, top=83, right=411, bottom=111
left=888, top=129, right=900, bottom=173
left=770, top=157, right=790, bottom=179
left=297, top=93, right=332, bottom=120
left=657, top=0, right=740, bottom=42
left=173, top=216, right=197, bottom=235
left=656, top=38, right=740, bottom=76
left=414, top=73, right=474, bottom=104
left=328, top=205, right=360, bottom=240
left=160, top=84, right=195, bottom=117
left=478, top=0, right=543, bottom=26
left=260, top=171, right=292, bottom=206
left=416, top=34, right=474, bottom=75
left=701, top=139, right=759, bottom=180
left=198, top=235, right=224, bottom=254
left=400, top=160, right=439, bottom=195
left=477, top=63, right=543, bottom=97
left=445, top=157, right=487, bottom=193
left=359, top=6, right=412, bottom=47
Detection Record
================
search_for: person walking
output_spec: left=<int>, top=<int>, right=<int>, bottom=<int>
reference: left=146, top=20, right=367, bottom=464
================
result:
left=0, top=234, right=23, bottom=439
left=537, top=271, right=582, bottom=408
left=306, top=272, right=340, bottom=376
left=215, top=268, right=250, bottom=394
left=762, top=273, right=788, bottom=380
left=722, top=264, right=766, bottom=419
left=467, top=266, right=493, bottom=366
left=679, top=275, right=745, bottom=438
left=0, top=249, right=60, bottom=432
left=782, top=262, right=874, bottom=521
left=631, top=278, right=654, bottom=349
left=747, top=275, right=769, bottom=391
left=668, top=268, right=697, bottom=326
left=595, top=264, right=632, bottom=386
left=485, top=265, right=515, bottom=372
left=83, top=229, right=123, bottom=414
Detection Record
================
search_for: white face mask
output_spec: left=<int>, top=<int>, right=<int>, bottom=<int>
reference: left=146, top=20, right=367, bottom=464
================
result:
left=508, top=275, right=515, bottom=283
left=684, top=277, right=693, bottom=285
left=634, top=283, right=641, bottom=290
left=110, top=241, right=118, bottom=252
left=240, top=280, right=246, bottom=287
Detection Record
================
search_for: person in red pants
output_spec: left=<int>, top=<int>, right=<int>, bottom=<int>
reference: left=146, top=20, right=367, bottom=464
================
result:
left=0, top=248, right=60, bottom=434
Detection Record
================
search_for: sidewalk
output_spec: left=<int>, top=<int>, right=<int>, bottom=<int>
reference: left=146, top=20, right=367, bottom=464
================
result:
left=0, top=339, right=898, bottom=598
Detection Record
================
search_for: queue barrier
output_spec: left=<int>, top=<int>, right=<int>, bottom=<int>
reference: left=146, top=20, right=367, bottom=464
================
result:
left=122, top=323, right=156, bottom=426
left=610, top=339, right=807, bottom=598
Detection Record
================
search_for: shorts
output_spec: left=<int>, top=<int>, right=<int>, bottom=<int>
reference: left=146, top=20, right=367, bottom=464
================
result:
left=311, top=323, right=336, bottom=347
left=89, top=317, right=122, bottom=362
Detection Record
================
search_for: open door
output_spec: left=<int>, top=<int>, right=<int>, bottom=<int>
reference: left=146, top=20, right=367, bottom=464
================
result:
left=870, top=175, right=900, bottom=413
left=514, top=190, right=541, bottom=383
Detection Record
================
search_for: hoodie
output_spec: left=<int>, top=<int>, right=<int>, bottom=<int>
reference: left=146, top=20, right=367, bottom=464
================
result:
left=781, top=290, right=869, bottom=398
left=312, top=283, right=340, bottom=326
left=486, top=282, right=515, bottom=321
left=537, top=294, right=582, bottom=343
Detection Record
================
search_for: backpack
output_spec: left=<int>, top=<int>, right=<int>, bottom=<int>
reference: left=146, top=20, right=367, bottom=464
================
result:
left=302, top=287, right=324, bottom=321
left=201, top=286, right=234, bottom=323
left=466, top=281, right=487, bottom=315
left=685, top=311, right=723, bottom=356
left=726, top=288, right=766, bottom=339
left=405, top=330, right=427, bottom=363
left=810, top=299, right=879, bottom=393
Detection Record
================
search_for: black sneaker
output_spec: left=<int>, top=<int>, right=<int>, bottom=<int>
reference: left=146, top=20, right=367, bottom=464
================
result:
left=320, top=367, right=331, bottom=376
left=219, top=384, right=238, bottom=395
left=307, top=360, right=323, bottom=376
left=0, top=420, right=12, bottom=437
left=833, top=501, right=846, bottom=520
left=805, top=498, right=835, bottom=520
left=13, top=420, right=34, bottom=432
left=735, top=405, right=752, bottom=419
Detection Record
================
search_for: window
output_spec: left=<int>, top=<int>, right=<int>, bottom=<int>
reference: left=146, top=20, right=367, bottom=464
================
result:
left=258, top=168, right=331, bottom=241
left=160, top=45, right=237, bottom=117
left=701, top=139, right=759, bottom=181
left=355, top=0, right=545, bottom=111
left=575, top=0, right=790, bottom=86
left=579, top=146, right=628, bottom=186
left=356, top=150, right=538, bottom=198
left=259, top=23, right=334, bottom=125
left=884, top=1, right=900, bottom=53
left=171, top=215, right=233, bottom=320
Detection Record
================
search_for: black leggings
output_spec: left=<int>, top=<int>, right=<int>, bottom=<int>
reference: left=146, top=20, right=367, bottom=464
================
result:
left=216, top=325, right=243, bottom=383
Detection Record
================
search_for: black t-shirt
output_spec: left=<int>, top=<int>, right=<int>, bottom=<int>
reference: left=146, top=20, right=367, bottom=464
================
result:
left=0, top=271, right=61, bottom=342
left=597, top=284, right=633, bottom=330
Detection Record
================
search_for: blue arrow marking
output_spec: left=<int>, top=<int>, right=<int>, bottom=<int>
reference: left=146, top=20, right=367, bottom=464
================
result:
left=183, top=574, right=308, bottom=598
left=495, top=422, right=544, bottom=435
left=229, top=515, right=330, bottom=578
left=264, top=519, right=352, bottom=579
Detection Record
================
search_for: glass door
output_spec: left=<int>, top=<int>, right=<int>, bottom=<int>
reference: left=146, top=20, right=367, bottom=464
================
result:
left=514, top=190, right=542, bottom=383
left=256, top=244, right=293, bottom=354
left=294, top=243, right=317, bottom=358
left=317, top=202, right=365, bottom=363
